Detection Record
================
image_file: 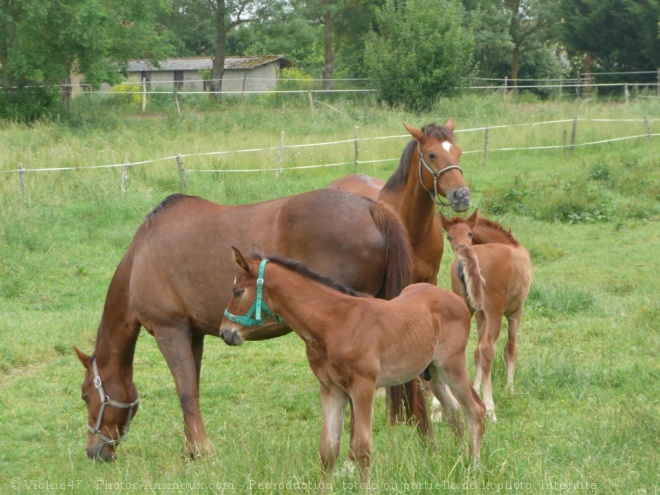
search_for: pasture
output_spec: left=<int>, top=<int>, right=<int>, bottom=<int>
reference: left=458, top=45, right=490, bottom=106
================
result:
left=0, top=94, right=659, bottom=494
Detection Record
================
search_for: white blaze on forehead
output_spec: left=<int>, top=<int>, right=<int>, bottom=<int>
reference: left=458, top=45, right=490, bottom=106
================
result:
left=442, top=141, right=452, bottom=152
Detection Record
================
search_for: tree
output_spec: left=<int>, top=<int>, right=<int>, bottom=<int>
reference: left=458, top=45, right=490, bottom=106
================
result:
left=365, top=0, right=475, bottom=110
left=0, top=0, right=170, bottom=92
left=504, top=0, right=559, bottom=89
left=462, top=0, right=514, bottom=79
left=299, top=0, right=376, bottom=89
left=559, top=0, right=660, bottom=75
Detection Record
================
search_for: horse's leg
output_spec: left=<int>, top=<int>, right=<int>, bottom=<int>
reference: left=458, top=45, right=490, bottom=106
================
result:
left=473, top=310, right=487, bottom=393
left=429, top=381, right=461, bottom=432
left=319, top=384, right=348, bottom=486
left=191, top=333, right=205, bottom=387
left=428, top=379, right=463, bottom=439
left=430, top=358, right=486, bottom=461
left=504, top=308, right=523, bottom=394
left=153, top=325, right=211, bottom=458
left=348, top=379, right=375, bottom=485
left=480, top=312, right=502, bottom=423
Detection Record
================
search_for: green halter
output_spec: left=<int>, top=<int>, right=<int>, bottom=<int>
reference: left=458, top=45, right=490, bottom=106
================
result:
left=224, top=259, right=281, bottom=327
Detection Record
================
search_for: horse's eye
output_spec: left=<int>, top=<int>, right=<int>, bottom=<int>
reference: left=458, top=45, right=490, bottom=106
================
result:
left=468, top=232, right=473, bottom=238
left=428, top=152, right=437, bottom=160
left=447, top=235, right=452, bottom=241
left=233, top=289, right=245, bottom=298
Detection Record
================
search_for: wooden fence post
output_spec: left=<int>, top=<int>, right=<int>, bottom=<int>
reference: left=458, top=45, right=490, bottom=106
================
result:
left=562, top=129, right=567, bottom=155
left=19, top=164, right=25, bottom=200
left=576, top=71, right=581, bottom=98
left=121, top=154, right=129, bottom=194
left=570, top=117, right=578, bottom=152
left=241, top=73, right=248, bottom=103
left=307, top=91, right=314, bottom=112
left=644, top=117, right=651, bottom=144
left=503, top=77, right=508, bottom=95
left=142, top=79, right=147, bottom=112
left=624, top=83, right=630, bottom=104
left=354, top=126, right=360, bottom=170
left=174, top=87, right=181, bottom=115
left=175, top=154, right=187, bottom=189
left=483, top=126, right=489, bottom=165
left=276, top=131, right=284, bottom=180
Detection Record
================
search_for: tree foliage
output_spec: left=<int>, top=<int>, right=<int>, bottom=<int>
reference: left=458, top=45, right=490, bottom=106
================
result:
left=0, top=0, right=170, bottom=90
left=365, top=0, right=475, bottom=110
left=559, top=0, right=660, bottom=72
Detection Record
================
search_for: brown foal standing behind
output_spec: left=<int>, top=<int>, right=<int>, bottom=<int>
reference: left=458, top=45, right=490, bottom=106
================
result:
left=441, top=209, right=532, bottom=422
left=220, top=247, right=485, bottom=488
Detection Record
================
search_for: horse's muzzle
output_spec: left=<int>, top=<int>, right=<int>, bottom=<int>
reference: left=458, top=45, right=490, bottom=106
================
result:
left=450, top=187, right=471, bottom=212
left=86, top=442, right=116, bottom=462
left=220, top=328, right=244, bottom=346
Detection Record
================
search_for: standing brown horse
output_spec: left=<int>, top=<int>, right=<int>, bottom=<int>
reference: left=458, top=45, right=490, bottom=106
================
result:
left=74, top=189, right=418, bottom=462
left=220, top=247, right=485, bottom=487
left=328, top=120, right=470, bottom=284
left=328, top=122, right=470, bottom=425
left=440, top=209, right=532, bottom=421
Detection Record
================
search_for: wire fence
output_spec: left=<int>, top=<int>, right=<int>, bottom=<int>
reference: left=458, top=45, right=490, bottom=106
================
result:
left=4, top=117, right=659, bottom=198
left=7, top=69, right=658, bottom=100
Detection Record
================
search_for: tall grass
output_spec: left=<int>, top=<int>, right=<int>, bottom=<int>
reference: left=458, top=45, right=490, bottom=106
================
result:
left=0, top=94, right=659, bottom=494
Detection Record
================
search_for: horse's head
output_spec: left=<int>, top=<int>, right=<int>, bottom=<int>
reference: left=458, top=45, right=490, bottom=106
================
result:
left=74, top=347, right=139, bottom=462
left=404, top=120, right=471, bottom=212
left=220, top=246, right=280, bottom=346
left=440, top=209, right=479, bottom=251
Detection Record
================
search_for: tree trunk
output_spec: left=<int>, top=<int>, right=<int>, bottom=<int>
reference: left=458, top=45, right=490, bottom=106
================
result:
left=582, top=51, right=594, bottom=95
left=322, top=7, right=334, bottom=91
left=1, top=55, right=10, bottom=91
left=209, top=4, right=228, bottom=101
left=60, top=75, right=72, bottom=110
left=511, top=46, right=520, bottom=94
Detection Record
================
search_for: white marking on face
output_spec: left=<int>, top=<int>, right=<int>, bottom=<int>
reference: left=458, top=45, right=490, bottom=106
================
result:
left=442, top=141, right=452, bottom=153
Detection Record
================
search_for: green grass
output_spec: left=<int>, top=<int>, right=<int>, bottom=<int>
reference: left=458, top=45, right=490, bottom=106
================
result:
left=1, top=94, right=659, bottom=494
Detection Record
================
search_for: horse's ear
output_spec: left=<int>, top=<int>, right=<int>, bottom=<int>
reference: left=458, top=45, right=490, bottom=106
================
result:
left=231, top=246, right=251, bottom=273
left=250, top=243, right=265, bottom=259
left=445, top=118, right=455, bottom=132
left=73, top=346, right=91, bottom=369
left=467, top=209, right=479, bottom=227
left=439, top=212, right=451, bottom=231
left=403, top=123, right=424, bottom=142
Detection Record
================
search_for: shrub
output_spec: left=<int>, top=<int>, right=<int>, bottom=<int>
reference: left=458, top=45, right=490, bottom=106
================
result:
left=365, top=0, right=475, bottom=110
left=0, top=86, right=59, bottom=123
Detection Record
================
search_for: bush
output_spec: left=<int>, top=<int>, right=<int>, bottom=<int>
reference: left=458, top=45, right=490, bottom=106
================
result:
left=365, top=0, right=475, bottom=110
left=0, top=87, right=59, bottom=123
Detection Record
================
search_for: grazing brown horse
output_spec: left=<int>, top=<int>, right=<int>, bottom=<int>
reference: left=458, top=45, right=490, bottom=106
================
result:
left=220, top=247, right=485, bottom=487
left=74, top=189, right=419, bottom=462
left=328, top=121, right=470, bottom=425
left=440, top=209, right=532, bottom=421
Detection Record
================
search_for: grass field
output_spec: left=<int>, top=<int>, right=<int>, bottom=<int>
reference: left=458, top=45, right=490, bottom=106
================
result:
left=0, top=94, right=659, bottom=494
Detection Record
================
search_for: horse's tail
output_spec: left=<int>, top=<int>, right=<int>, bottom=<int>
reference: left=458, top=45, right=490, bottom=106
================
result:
left=369, top=201, right=431, bottom=437
left=455, top=243, right=485, bottom=311
left=387, top=378, right=432, bottom=437
left=369, top=201, right=413, bottom=300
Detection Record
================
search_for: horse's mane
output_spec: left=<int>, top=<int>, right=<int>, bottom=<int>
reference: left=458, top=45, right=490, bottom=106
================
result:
left=145, top=193, right=191, bottom=222
left=383, top=123, right=456, bottom=193
left=260, top=255, right=369, bottom=298
left=475, top=218, right=520, bottom=246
